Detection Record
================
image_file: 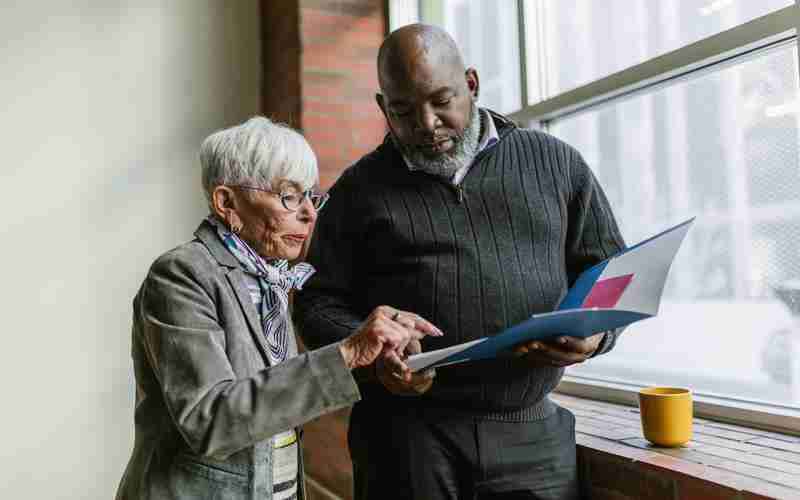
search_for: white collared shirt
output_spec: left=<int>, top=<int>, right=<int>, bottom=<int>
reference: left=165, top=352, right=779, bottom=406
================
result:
left=452, top=108, right=499, bottom=186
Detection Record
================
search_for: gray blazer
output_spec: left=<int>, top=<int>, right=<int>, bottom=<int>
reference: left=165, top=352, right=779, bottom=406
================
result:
left=116, top=221, right=361, bottom=500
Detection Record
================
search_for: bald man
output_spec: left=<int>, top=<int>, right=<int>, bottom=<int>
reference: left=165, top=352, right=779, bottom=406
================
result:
left=296, top=24, right=625, bottom=499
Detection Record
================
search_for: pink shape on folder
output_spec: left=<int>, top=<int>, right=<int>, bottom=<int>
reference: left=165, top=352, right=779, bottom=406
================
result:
left=582, top=274, right=634, bottom=308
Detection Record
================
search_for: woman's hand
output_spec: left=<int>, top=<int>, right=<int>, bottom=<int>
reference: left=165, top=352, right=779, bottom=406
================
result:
left=339, top=306, right=443, bottom=375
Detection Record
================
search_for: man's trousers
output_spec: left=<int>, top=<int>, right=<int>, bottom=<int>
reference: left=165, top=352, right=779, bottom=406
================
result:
left=348, top=401, right=580, bottom=500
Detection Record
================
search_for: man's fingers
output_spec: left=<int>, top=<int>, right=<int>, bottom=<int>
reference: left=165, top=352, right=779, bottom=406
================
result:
left=551, top=336, right=595, bottom=355
left=522, top=341, right=588, bottom=365
left=513, top=340, right=538, bottom=354
left=405, top=372, right=434, bottom=387
left=384, top=350, right=410, bottom=378
left=402, top=339, right=422, bottom=357
left=376, top=347, right=436, bottom=395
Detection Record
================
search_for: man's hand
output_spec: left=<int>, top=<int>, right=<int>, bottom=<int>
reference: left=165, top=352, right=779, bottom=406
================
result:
left=376, top=339, right=436, bottom=396
left=513, top=332, right=605, bottom=367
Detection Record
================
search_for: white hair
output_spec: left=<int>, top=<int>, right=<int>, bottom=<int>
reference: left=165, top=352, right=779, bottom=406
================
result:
left=200, top=116, right=318, bottom=206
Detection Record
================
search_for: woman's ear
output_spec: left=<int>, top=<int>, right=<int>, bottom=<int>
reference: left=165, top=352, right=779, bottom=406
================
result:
left=211, top=186, right=243, bottom=233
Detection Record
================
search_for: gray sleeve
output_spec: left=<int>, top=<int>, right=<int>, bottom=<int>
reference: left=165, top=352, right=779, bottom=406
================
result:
left=138, top=255, right=361, bottom=459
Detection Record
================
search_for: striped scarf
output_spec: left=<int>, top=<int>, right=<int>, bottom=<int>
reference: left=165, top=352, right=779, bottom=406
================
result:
left=207, top=216, right=315, bottom=364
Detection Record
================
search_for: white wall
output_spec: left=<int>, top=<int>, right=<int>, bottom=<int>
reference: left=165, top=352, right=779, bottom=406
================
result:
left=0, top=2, right=261, bottom=497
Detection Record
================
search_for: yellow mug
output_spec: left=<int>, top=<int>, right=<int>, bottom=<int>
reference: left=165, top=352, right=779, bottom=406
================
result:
left=638, top=387, right=693, bottom=447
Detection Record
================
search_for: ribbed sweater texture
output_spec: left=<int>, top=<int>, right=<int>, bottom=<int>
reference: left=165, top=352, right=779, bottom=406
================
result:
left=295, top=112, right=625, bottom=420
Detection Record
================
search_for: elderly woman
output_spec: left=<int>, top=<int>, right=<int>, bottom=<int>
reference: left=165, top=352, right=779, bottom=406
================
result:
left=116, top=117, right=441, bottom=500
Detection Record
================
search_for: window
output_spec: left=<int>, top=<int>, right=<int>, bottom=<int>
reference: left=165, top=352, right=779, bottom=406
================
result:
left=396, top=0, right=522, bottom=114
left=389, top=1, right=800, bottom=430
left=552, top=41, right=800, bottom=408
left=525, top=0, right=794, bottom=100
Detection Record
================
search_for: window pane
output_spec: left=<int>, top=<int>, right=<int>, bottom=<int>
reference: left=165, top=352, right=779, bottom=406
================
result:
left=526, top=0, right=793, bottom=101
left=550, top=42, right=800, bottom=408
left=417, top=0, right=522, bottom=114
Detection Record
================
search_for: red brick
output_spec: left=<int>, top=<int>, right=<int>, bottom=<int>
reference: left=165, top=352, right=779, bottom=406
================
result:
left=302, top=409, right=353, bottom=499
left=674, top=474, right=741, bottom=500
left=581, top=449, right=677, bottom=499
left=584, top=488, right=637, bottom=500
left=304, top=29, right=383, bottom=53
left=318, top=171, right=342, bottom=191
left=303, top=111, right=344, bottom=132
left=739, top=492, right=775, bottom=500
left=302, top=49, right=349, bottom=71
left=301, top=8, right=383, bottom=41
left=305, top=99, right=380, bottom=118
left=303, top=78, right=350, bottom=101
left=305, top=127, right=343, bottom=147
left=312, top=141, right=345, bottom=158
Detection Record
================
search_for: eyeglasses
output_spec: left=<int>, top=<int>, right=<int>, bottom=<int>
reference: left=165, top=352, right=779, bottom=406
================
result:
left=230, top=185, right=330, bottom=211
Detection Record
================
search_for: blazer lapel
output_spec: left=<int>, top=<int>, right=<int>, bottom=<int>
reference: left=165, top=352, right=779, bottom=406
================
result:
left=195, top=220, right=273, bottom=365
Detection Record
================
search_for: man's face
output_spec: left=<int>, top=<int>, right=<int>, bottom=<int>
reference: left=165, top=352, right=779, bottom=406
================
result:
left=377, top=55, right=480, bottom=175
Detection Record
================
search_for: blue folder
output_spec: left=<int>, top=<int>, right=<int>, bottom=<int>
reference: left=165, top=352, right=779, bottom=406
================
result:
left=407, top=218, right=694, bottom=372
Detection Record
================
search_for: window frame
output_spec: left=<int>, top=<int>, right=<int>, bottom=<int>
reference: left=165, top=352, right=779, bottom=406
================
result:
left=388, top=0, right=800, bottom=434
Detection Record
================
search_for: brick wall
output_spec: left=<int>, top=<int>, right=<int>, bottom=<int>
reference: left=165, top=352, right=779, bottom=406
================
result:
left=262, top=1, right=387, bottom=498
left=300, top=0, right=387, bottom=189
left=262, top=0, right=386, bottom=189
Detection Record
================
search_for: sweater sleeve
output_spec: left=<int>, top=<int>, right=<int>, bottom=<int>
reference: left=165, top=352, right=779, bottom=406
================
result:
left=294, top=168, right=366, bottom=351
left=565, top=150, right=627, bottom=357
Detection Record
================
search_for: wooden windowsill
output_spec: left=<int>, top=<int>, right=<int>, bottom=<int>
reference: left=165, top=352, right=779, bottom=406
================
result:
left=552, top=393, right=800, bottom=499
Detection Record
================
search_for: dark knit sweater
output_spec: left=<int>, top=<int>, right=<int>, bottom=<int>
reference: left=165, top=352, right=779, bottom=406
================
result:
left=295, top=111, right=625, bottom=420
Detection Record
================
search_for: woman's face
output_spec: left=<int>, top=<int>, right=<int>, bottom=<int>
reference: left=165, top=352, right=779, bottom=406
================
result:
left=232, top=180, right=318, bottom=261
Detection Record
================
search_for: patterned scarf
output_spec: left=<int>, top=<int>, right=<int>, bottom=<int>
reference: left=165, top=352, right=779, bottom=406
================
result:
left=207, top=216, right=315, bottom=364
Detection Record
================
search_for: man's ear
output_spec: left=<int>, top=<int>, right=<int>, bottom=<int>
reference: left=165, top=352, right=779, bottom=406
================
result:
left=211, top=185, right=239, bottom=224
left=465, top=68, right=480, bottom=101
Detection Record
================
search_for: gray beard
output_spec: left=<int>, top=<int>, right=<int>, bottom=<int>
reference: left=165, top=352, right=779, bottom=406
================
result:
left=393, top=104, right=481, bottom=180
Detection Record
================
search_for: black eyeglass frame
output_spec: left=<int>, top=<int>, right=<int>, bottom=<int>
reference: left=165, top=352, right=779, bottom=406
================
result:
left=229, top=185, right=329, bottom=212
